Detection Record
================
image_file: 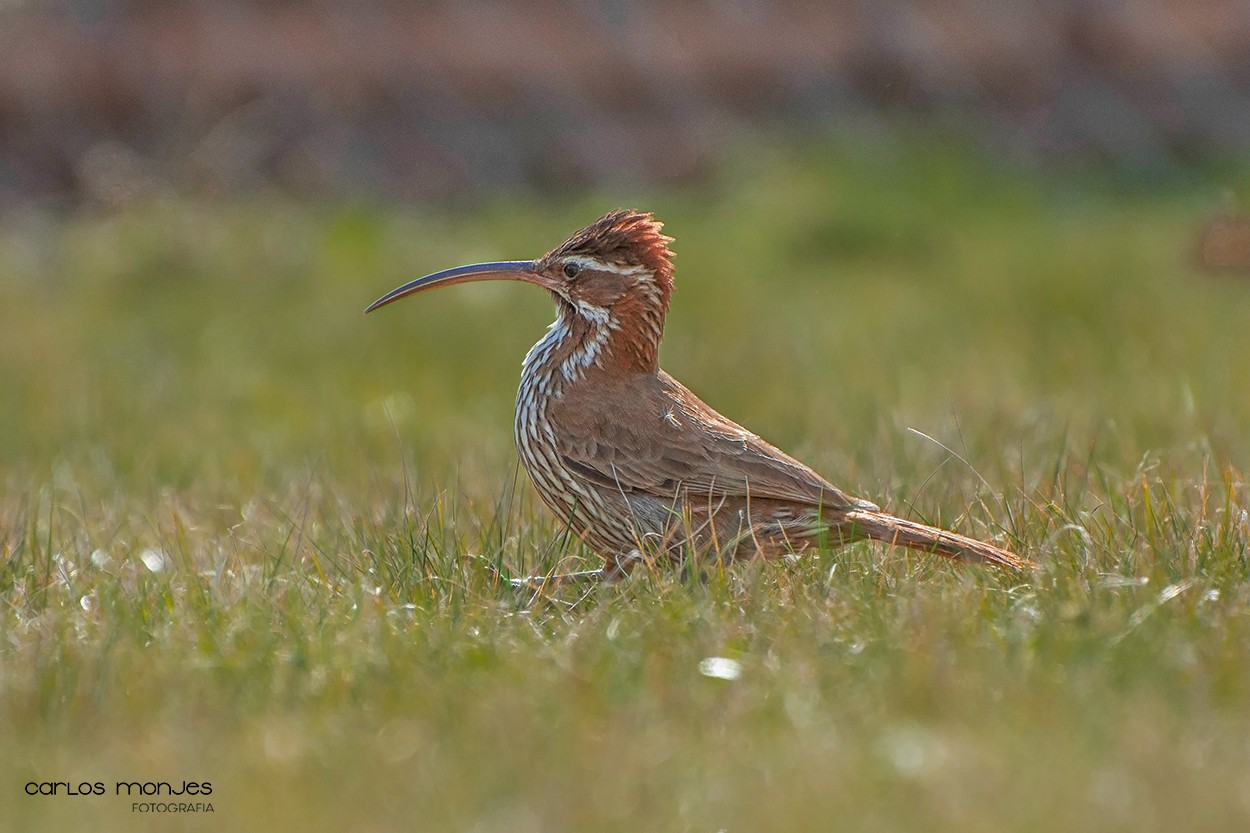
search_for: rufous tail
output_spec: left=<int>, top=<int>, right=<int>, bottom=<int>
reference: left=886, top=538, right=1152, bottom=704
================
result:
left=841, top=509, right=1033, bottom=571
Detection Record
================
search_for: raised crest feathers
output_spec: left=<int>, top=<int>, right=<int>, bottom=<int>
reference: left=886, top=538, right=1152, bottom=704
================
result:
left=545, top=209, right=675, bottom=300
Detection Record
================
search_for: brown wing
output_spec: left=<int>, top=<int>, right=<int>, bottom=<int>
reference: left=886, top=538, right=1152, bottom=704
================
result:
left=547, top=370, right=874, bottom=511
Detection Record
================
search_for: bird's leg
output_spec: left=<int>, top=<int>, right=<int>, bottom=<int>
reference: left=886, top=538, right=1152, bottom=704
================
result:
left=500, top=548, right=650, bottom=590
left=508, top=567, right=612, bottom=589
left=472, top=558, right=620, bottom=590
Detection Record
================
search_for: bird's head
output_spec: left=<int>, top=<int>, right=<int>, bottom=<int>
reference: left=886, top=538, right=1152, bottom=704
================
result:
left=366, top=209, right=675, bottom=370
left=533, top=209, right=674, bottom=321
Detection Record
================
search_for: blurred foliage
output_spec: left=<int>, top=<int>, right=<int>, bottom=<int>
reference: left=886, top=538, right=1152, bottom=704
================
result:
left=2, top=0, right=1248, bottom=205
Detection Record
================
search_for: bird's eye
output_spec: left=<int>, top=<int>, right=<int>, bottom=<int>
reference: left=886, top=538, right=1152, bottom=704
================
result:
left=562, top=262, right=581, bottom=279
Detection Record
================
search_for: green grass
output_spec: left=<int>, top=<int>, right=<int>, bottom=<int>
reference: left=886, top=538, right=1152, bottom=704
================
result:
left=2, top=137, right=1250, bottom=831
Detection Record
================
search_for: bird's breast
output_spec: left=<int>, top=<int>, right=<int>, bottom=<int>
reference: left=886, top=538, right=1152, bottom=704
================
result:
left=514, top=365, right=595, bottom=522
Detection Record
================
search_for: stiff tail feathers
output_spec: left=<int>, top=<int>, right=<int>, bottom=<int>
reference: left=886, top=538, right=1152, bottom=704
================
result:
left=842, top=509, right=1032, bottom=571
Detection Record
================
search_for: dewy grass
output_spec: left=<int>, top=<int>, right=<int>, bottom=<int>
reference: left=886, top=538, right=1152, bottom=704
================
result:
left=2, top=138, right=1250, bottom=831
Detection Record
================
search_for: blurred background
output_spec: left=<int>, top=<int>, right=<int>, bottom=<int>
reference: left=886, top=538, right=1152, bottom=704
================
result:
left=1, top=0, right=1248, bottom=209
left=6, top=6, right=1250, bottom=833
left=2, top=0, right=1250, bottom=489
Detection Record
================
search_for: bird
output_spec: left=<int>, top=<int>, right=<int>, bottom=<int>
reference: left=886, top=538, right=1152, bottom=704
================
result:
left=366, top=209, right=1031, bottom=583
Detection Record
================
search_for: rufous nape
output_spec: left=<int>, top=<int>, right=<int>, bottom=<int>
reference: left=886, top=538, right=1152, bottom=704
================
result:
left=367, top=210, right=1031, bottom=584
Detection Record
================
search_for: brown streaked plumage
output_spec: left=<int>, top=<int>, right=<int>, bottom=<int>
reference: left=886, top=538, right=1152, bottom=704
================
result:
left=367, top=210, right=1031, bottom=581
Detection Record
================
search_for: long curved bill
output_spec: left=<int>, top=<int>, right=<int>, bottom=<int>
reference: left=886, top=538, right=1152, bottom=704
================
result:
left=364, top=260, right=556, bottom=313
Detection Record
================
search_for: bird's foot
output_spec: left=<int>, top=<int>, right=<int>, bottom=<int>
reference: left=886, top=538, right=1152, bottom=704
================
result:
left=507, top=568, right=610, bottom=589
left=472, top=556, right=616, bottom=592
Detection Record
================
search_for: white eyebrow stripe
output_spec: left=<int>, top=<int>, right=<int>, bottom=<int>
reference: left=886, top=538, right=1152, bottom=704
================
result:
left=563, top=255, right=651, bottom=277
